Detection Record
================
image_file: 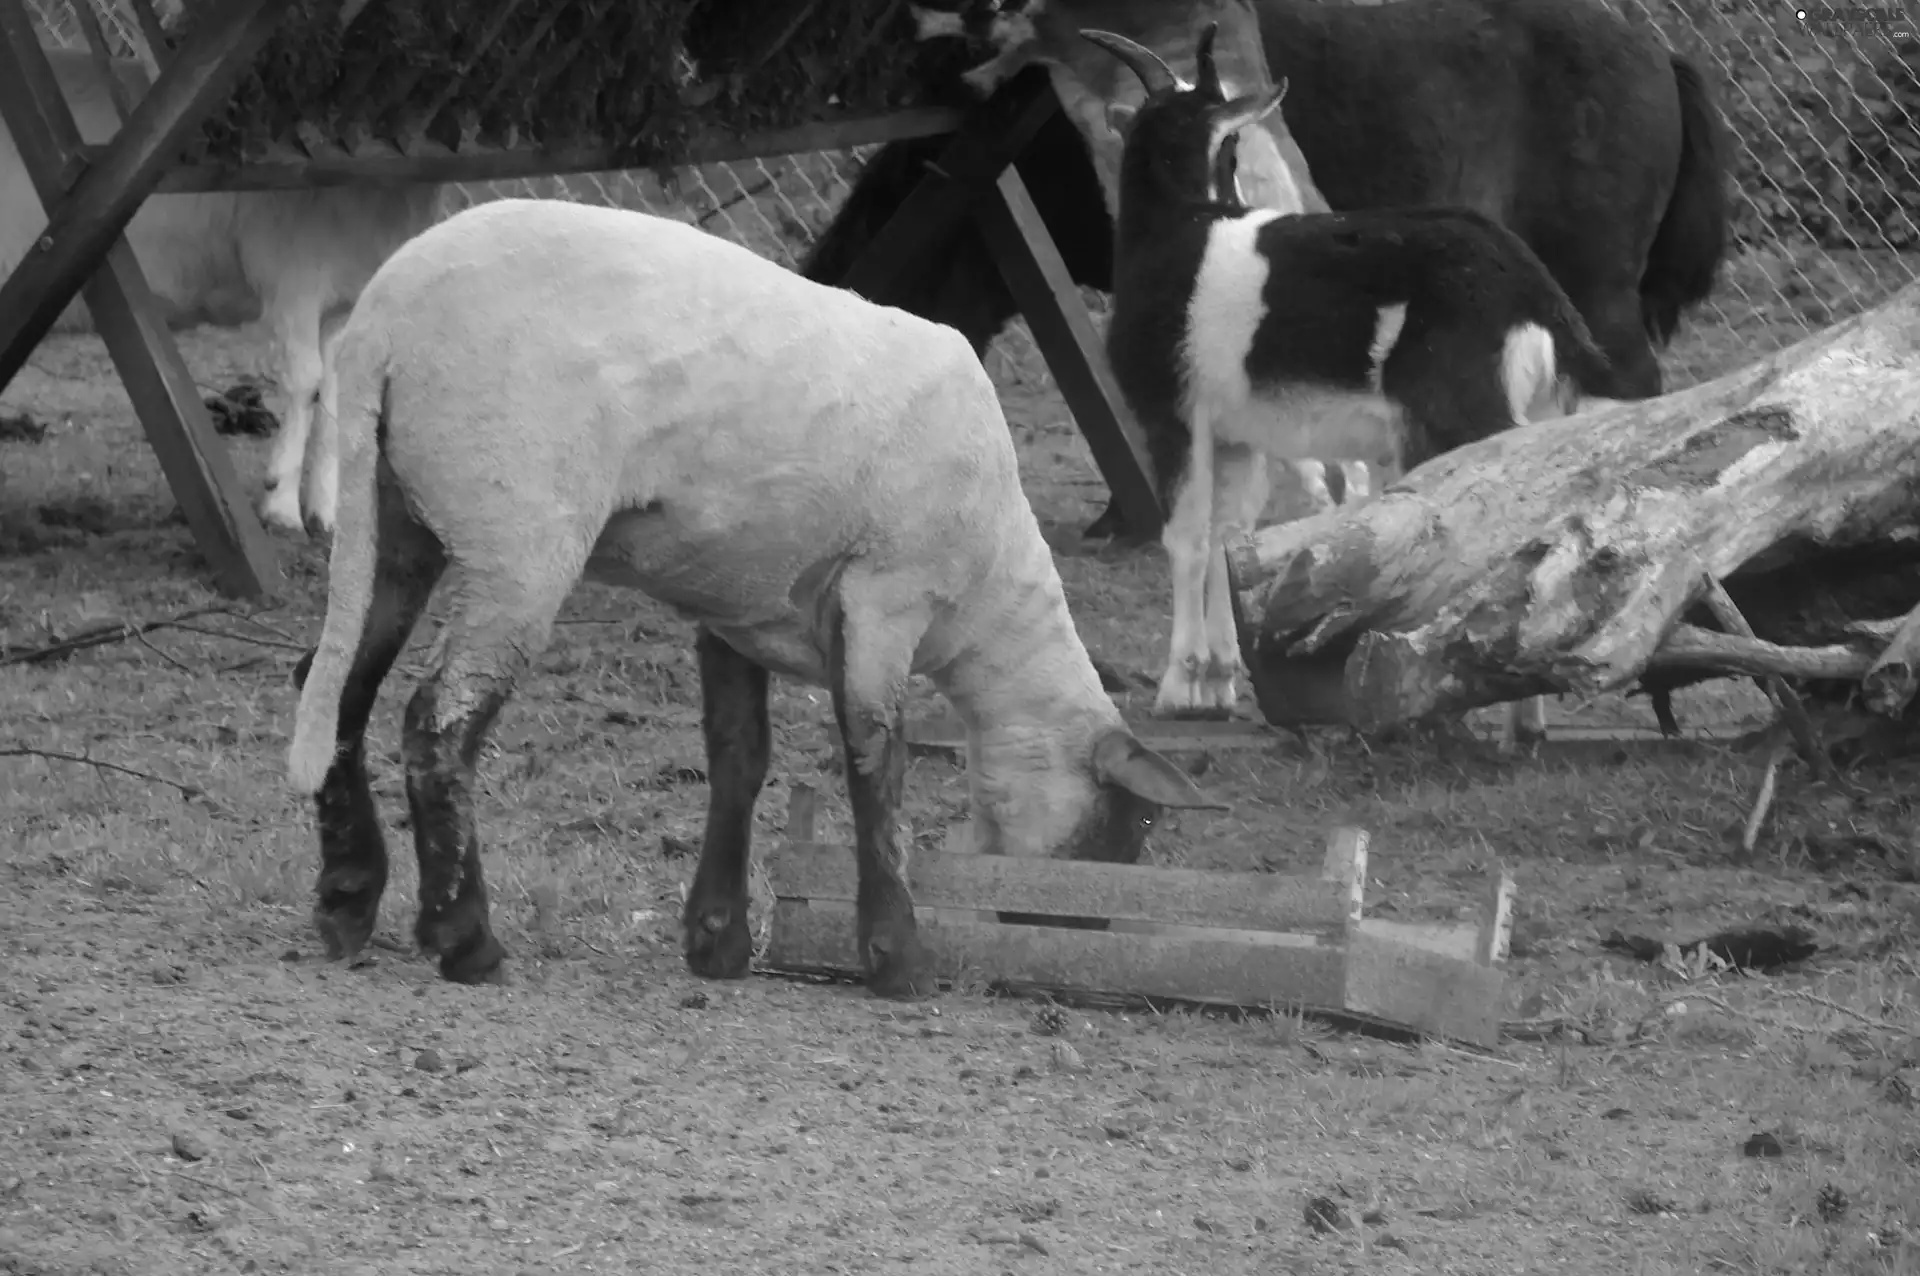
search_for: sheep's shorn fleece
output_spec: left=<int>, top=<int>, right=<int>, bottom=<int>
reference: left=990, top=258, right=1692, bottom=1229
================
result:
left=285, top=199, right=1222, bottom=996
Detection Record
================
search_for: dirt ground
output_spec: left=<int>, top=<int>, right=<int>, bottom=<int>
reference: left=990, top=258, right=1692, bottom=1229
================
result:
left=2, top=256, right=1919, bottom=1275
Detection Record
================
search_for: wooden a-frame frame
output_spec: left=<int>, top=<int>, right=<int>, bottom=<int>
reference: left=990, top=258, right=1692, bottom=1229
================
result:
left=0, top=0, right=1160, bottom=601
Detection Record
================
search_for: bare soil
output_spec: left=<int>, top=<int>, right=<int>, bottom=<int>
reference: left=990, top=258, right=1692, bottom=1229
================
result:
left=2, top=264, right=1919, bottom=1275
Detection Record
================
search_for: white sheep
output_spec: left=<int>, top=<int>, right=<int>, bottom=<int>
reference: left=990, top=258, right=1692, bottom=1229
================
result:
left=285, top=197, right=1224, bottom=995
left=0, top=46, right=443, bottom=537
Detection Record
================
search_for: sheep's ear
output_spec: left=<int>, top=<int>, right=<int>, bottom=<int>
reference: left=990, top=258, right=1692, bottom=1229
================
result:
left=1090, top=729, right=1229, bottom=809
left=1216, top=78, right=1287, bottom=134
left=1105, top=100, right=1138, bottom=136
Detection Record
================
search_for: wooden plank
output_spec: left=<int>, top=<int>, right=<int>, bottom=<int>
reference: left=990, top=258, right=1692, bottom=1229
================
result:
left=766, top=842, right=1352, bottom=932
left=82, top=239, right=282, bottom=596
left=1341, top=929, right=1505, bottom=1048
left=126, top=107, right=968, bottom=192
left=0, top=0, right=282, bottom=598
left=0, top=0, right=293, bottom=387
left=974, top=162, right=1162, bottom=538
left=834, top=72, right=1061, bottom=305
left=764, top=900, right=1352, bottom=1009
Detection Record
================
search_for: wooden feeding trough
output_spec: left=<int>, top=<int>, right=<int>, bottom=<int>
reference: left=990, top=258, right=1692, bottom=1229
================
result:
left=761, top=783, right=1516, bottom=1047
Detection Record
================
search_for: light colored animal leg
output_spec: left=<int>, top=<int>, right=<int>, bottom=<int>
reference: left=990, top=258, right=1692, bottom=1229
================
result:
left=300, top=310, right=349, bottom=538
left=1199, top=444, right=1269, bottom=711
left=1496, top=694, right=1551, bottom=753
left=259, top=295, right=326, bottom=534
left=1155, top=432, right=1216, bottom=717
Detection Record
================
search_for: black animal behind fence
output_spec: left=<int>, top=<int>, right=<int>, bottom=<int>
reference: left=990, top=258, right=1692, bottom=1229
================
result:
left=807, top=0, right=1731, bottom=539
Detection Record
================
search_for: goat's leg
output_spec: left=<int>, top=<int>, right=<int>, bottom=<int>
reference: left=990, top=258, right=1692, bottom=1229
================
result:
left=295, top=482, right=446, bottom=966
left=828, top=584, right=934, bottom=1000
left=1198, top=444, right=1269, bottom=711
left=682, top=627, right=773, bottom=981
left=1154, top=437, right=1216, bottom=717
left=402, top=567, right=576, bottom=984
left=299, top=310, right=349, bottom=539
left=1497, top=695, right=1551, bottom=753
left=259, top=296, right=327, bottom=534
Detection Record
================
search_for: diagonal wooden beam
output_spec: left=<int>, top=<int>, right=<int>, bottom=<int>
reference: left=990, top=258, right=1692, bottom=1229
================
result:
left=0, top=0, right=288, bottom=598
left=974, top=164, right=1161, bottom=538
left=0, top=0, right=291, bottom=387
left=831, top=69, right=1161, bottom=538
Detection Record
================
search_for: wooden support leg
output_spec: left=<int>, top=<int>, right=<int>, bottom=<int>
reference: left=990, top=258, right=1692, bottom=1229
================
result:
left=834, top=68, right=1063, bottom=305
left=0, top=0, right=287, bottom=598
left=974, top=166, right=1162, bottom=540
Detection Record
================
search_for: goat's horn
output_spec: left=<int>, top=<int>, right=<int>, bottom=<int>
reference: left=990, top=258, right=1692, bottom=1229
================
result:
left=1079, top=28, right=1179, bottom=96
left=1195, top=22, right=1221, bottom=96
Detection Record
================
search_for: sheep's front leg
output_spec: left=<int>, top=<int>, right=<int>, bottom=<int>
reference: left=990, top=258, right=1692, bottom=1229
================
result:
left=1198, top=444, right=1269, bottom=712
left=1154, top=439, right=1216, bottom=717
left=829, top=592, right=934, bottom=1000
left=681, top=628, right=772, bottom=981
left=259, top=300, right=326, bottom=535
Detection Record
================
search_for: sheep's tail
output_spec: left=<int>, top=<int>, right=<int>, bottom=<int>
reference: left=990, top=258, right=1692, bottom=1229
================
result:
left=287, top=319, right=388, bottom=795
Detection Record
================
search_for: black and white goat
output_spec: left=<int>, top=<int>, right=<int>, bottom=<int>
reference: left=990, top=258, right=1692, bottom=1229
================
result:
left=1084, top=25, right=1617, bottom=728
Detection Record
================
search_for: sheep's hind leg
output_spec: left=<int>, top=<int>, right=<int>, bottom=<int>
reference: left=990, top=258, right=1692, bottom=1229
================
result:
left=402, top=568, right=578, bottom=984
left=682, top=627, right=772, bottom=981
left=294, top=490, right=445, bottom=965
left=829, top=587, right=935, bottom=1000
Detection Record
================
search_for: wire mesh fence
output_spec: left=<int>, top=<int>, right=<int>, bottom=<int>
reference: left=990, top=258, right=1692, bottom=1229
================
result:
left=18, top=0, right=1920, bottom=389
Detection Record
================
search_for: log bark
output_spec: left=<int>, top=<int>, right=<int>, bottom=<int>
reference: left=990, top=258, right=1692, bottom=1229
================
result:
left=1229, top=280, right=1920, bottom=731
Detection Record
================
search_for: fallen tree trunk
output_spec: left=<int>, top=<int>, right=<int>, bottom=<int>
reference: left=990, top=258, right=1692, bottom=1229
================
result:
left=1228, top=279, right=1920, bottom=731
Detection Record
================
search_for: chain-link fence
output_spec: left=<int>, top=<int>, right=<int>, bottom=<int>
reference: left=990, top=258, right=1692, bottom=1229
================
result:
left=19, top=0, right=1920, bottom=390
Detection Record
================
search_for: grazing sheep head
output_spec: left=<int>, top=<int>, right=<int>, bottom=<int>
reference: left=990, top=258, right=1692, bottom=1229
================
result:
left=967, top=722, right=1226, bottom=863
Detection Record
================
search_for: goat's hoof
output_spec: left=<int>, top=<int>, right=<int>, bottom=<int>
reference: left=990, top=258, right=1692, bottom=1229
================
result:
left=681, top=901, right=753, bottom=980
left=259, top=485, right=304, bottom=534
left=864, top=928, right=936, bottom=1000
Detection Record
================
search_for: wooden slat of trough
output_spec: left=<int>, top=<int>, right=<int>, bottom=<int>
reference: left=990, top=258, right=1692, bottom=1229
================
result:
left=769, top=842, right=1352, bottom=933
left=764, top=900, right=1351, bottom=1009
left=1342, top=929, right=1504, bottom=1048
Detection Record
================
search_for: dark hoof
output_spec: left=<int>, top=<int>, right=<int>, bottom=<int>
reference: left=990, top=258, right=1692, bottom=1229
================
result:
left=681, top=900, right=753, bottom=980
left=436, top=933, right=507, bottom=985
left=864, top=928, right=936, bottom=1000
left=312, top=903, right=377, bottom=963
left=312, top=866, right=384, bottom=960
left=292, top=648, right=316, bottom=689
left=415, top=913, right=506, bottom=985
left=1082, top=505, right=1124, bottom=540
